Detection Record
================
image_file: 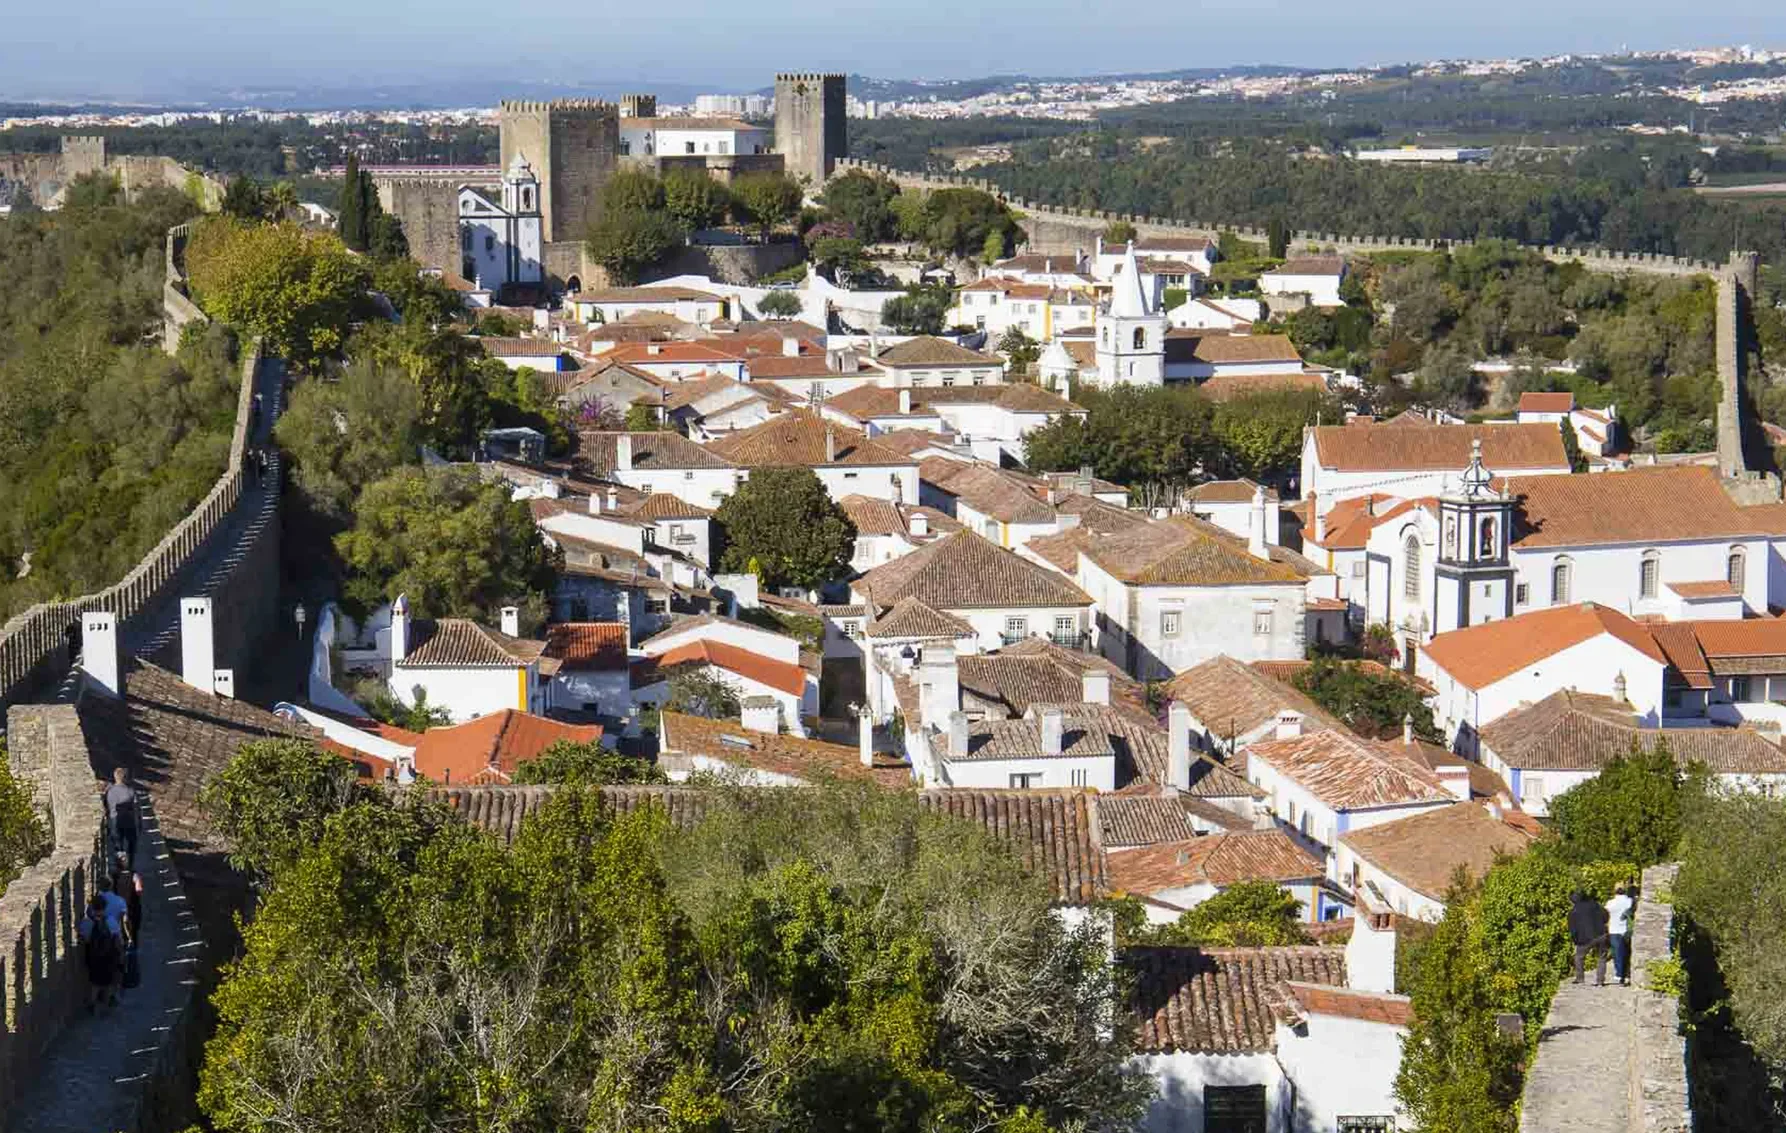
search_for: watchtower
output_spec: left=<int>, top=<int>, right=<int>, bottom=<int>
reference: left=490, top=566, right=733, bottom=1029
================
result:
left=498, top=99, right=620, bottom=243
left=774, top=73, right=846, bottom=187
left=59, top=135, right=107, bottom=179
left=619, top=94, right=657, bottom=119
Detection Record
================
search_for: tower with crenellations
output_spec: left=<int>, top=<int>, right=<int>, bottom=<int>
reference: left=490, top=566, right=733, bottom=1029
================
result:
left=618, top=94, right=657, bottom=119
left=774, top=73, right=847, bottom=188
left=498, top=99, right=620, bottom=243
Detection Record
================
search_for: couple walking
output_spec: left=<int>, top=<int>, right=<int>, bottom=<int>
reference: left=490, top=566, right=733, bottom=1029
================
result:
left=1569, top=886, right=1638, bottom=987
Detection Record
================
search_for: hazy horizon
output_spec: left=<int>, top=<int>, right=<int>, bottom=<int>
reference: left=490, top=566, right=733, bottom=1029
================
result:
left=2, top=0, right=1784, bottom=107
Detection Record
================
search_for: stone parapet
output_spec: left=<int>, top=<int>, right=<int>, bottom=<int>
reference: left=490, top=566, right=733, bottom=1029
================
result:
left=1632, top=863, right=1689, bottom=1133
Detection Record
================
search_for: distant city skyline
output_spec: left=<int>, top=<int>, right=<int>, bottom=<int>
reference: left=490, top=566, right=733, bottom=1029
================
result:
left=1, top=0, right=1783, bottom=105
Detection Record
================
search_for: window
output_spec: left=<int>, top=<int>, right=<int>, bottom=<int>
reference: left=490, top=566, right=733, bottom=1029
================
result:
left=1004, top=616, right=1028, bottom=639
left=1204, top=1085, right=1267, bottom=1132
left=1053, top=615, right=1077, bottom=644
left=1402, top=534, right=1421, bottom=600
left=1132, top=327, right=1147, bottom=350
left=1070, top=769, right=1089, bottom=787
left=1351, top=561, right=1366, bottom=578
left=1100, top=326, right=1109, bottom=347
left=941, top=371, right=956, bottom=386
left=683, top=470, right=695, bottom=481
left=484, top=234, right=495, bottom=253
left=1732, top=675, right=1756, bottom=703
left=1479, top=516, right=1497, bottom=558
left=853, top=537, right=871, bottom=560
left=1253, top=608, right=1274, bottom=636
left=1339, top=1116, right=1396, bottom=1132
left=461, top=228, right=472, bottom=250
left=983, top=519, right=1000, bottom=540
left=1551, top=558, right=1572, bottom=605
left=1522, top=775, right=1545, bottom=803
left=1516, top=582, right=1530, bottom=605
left=684, top=141, right=696, bottom=154
left=1008, top=772, right=1042, bottom=789
left=842, top=620, right=862, bottom=640
left=1161, top=610, right=1182, bottom=638
left=1640, top=551, right=1660, bottom=599
left=1728, top=547, right=1747, bottom=592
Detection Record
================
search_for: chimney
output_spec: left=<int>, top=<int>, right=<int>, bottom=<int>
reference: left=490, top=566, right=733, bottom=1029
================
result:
left=1249, top=484, right=1272, bottom=559
left=741, top=698, right=780, bottom=734
left=1612, top=671, right=1628, bottom=703
left=919, top=649, right=961, bottom=731
left=825, top=428, right=837, bottom=463
left=1275, top=711, right=1303, bottom=740
left=213, top=669, right=236, bottom=698
left=180, top=597, right=215, bottom=694
left=1168, top=701, right=1192, bottom=791
left=647, top=343, right=662, bottom=356
left=1039, top=706, right=1064, bottom=757
left=500, top=606, right=520, bottom=638
left=1345, top=891, right=1398, bottom=994
left=606, top=486, right=619, bottom=512
left=908, top=510, right=929, bottom=538
left=615, top=435, right=633, bottom=471
left=588, top=492, right=602, bottom=514
left=1364, top=495, right=1375, bottom=518
left=899, top=388, right=912, bottom=415
left=1311, top=489, right=1326, bottom=543
left=1082, top=667, right=1110, bottom=705
left=82, top=611, right=123, bottom=699
left=390, top=594, right=409, bottom=665
left=1437, top=764, right=1472, bottom=801
left=947, top=710, right=970, bottom=759
left=1402, top=713, right=1414, bottom=746
left=782, top=336, right=800, bottom=357
left=858, top=706, right=875, bottom=768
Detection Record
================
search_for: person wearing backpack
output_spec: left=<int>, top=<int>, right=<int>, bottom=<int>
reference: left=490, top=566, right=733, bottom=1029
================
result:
left=103, top=768, right=138, bottom=865
left=78, top=892, right=124, bottom=1011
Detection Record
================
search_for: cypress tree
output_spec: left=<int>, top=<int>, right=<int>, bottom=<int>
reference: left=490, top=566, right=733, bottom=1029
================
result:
left=337, top=153, right=365, bottom=251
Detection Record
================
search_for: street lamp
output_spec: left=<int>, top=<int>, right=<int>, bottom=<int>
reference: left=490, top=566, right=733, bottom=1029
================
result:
left=294, top=602, right=307, bottom=641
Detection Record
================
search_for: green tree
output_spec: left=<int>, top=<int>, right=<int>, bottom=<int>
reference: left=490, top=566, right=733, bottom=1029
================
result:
left=221, top=176, right=270, bottom=221
left=367, top=212, right=409, bottom=261
left=1023, top=384, right=1216, bottom=509
left=350, top=320, right=508, bottom=454
left=818, top=170, right=900, bottom=243
left=601, top=167, right=666, bottom=214
left=714, top=466, right=855, bottom=589
left=1559, top=418, right=1587, bottom=472
left=1102, top=220, right=1137, bottom=245
left=1266, top=212, right=1290, bottom=259
left=274, top=356, right=424, bottom=519
left=915, top=188, right=1022, bottom=260
left=623, top=403, right=663, bottom=431
left=1116, top=880, right=1312, bottom=947
left=731, top=172, right=804, bottom=239
left=198, top=739, right=363, bottom=880
left=756, top=289, right=803, bottom=319
left=661, top=167, right=730, bottom=230
left=335, top=152, right=364, bottom=250
left=1290, top=656, right=1442, bottom=742
left=1211, top=388, right=1337, bottom=480
left=510, top=740, right=666, bottom=786
left=997, top=327, right=1040, bottom=371
left=334, top=465, right=558, bottom=621
left=808, top=235, right=869, bottom=283
left=882, top=284, right=953, bottom=335
left=584, top=208, right=685, bottom=286
left=185, top=217, right=370, bottom=369
left=1548, top=743, right=1690, bottom=867
left=664, top=664, right=744, bottom=720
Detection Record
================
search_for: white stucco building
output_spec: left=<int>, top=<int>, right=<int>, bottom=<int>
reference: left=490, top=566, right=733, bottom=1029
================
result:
left=387, top=598, right=545, bottom=723
left=1260, top=256, right=1347, bottom=309
left=1300, top=419, right=1571, bottom=517
left=456, top=155, right=543, bottom=294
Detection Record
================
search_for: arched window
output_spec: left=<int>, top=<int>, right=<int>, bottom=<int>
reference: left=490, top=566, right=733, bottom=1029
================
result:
left=1479, top=516, right=1497, bottom=558
left=1100, top=326, right=1109, bottom=347
left=1728, top=547, right=1747, bottom=592
left=1402, top=534, right=1421, bottom=600
left=1639, top=550, right=1660, bottom=599
left=1551, top=557, right=1573, bottom=605
left=1132, top=327, right=1147, bottom=350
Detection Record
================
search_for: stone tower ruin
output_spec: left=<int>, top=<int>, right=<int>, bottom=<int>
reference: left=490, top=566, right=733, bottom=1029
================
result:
left=619, top=94, right=657, bottom=119
left=497, top=99, right=620, bottom=243
left=774, top=73, right=846, bottom=187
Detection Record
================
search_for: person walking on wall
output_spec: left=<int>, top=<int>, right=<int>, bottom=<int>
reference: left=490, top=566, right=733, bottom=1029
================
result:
left=77, top=892, right=124, bottom=1012
left=1569, top=890, right=1609, bottom=986
left=1606, top=884, right=1637, bottom=987
left=103, top=767, right=138, bottom=865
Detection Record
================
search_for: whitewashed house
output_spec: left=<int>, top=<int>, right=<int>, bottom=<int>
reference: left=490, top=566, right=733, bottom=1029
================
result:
left=1167, top=296, right=1263, bottom=332
left=1164, top=655, right=1343, bottom=758
left=576, top=431, right=743, bottom=510
left=568, top=286, right=728, bottom=327
left=386, top=598, right=546, bottom=723
left=867, top=336, right=1007, bottom=389
left=1515, top=391, right=1618, bottom=458
left=618, top=115, right=772, bottom=160
left=541, top=622, right=630, bottom=716
left=657, top=708, right=912, bottom=787
left=1259, top=255, right=1347, bottom=309
left=704, top=409, right=920, bottom=504
left=634, top=615, right=817, bottom=734
left=838, top=495, right=959, bottom=572
left=1334, top=800, right=1535, bottom=921
left=1300, top=419, right=1571, bottom=517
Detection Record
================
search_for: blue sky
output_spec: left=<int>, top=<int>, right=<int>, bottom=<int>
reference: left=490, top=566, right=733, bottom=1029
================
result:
left=3, top=0, right=1784, bottom=103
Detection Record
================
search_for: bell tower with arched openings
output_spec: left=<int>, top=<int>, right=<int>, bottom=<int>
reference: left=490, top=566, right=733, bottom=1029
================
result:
left=1434, top=438, right=1516, bottom=634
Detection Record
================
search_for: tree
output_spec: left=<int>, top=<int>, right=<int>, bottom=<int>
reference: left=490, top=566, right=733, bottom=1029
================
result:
left=661, top=167, right=729, bottom=230
left=1290, top=656, right=1442, bottom=742
left=600, top=167, right=666, bottom=214
left=731, top=172, right=804, bottom=240
left=714, top=466, right=855, bottom=589
left=336, top=153, right=364, bottom=251
left=0, top=743, right=48, bottom=894
left=198, top=739, right=363, bottom=880
left=1024, top=384, right=1217, bottom=509
left=1102, top=220, right=1137, bottom=245
left=1211, top=388, right=1337, bottom=480
left=1116, top=881, right=1311, bottom=948
left=274, top=356, right=424, bottom=520
left=622, top=403, right=662, bottom=431
left=350, top=320, right=508, bottom=454
left=819, top=170, right=901, bottom=243
left=997, top=327, right=1040, bottom=371
left=334, top=466, right=558, bottom=621
left=367, top=212, right=409, bottom=261
left=221, top=176, right=270, bottom=221
left=584, top=208, right=684, bottom=286
left=756, top=289, right=803, bottom=319
left=184, top=217, right=370, bottom=369
left=914, top=188, right=1022, bottom=260
left=1548, top=743, right=1690, bottom=867
left=663, top=664, right=744, bottom=719
left=881, top=284, right=953, bottom=335
left=1266, top=212, right=1290, bottom=259
left=510, top=740, right=666, bottom=786
left=808, top=235, right=869, bottom=283
left=1559, top=417, right=1587, bottom=472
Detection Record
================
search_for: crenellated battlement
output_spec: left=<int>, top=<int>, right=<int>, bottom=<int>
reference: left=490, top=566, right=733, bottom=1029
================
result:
left=776, top=72, right=848, bottom=82
left=498, top=98, right=617, bottom=115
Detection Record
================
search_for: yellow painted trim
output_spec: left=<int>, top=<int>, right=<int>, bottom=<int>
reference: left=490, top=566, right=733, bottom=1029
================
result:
left=518, top=666, right=528, bottom=711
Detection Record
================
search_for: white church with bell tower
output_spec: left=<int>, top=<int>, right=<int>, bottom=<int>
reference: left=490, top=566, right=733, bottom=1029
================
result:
left=1093, top=244, right=1166, bottom=387
left=1433, top=438, right=1516, bottom=634
left=456, top=153, right=545, bottom=298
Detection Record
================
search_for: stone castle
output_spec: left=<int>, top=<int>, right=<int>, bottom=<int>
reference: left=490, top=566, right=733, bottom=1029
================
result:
left=0, top=135, right=227, bottom=211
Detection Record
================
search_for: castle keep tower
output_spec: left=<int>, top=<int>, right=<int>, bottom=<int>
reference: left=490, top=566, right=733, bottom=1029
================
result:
left=498, top=99, right=620, bottom=243
left=619, top=94, right=657, bottom=119
left=774, top=73, right=846, bottom=187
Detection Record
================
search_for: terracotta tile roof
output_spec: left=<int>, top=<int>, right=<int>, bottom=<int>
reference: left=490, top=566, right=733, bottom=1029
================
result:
left=1666, top=580, right=1739, bottom=599
left=402, top=619, right=545, bottom=668
left=960, top=278, right=1055, bottom=299
left=1339, top=802, right=1535, bottom=901
left=1198, top=371, right=1330, bottom=401
left=1054, top=496, right=1149, bottom=538
left=931, top=464, right=1058, bottom=524
left=1108, top=830, right=1323, bottom=896
left=1163, top=330, right=1303, bottom=365
left=874, top=336, right=997, bottom=368
left=826, top=382, right=1081, bottom=421
left=1165, top=655, right=1342, bottom=741
left=918, top=789, right=1108, bottom=903
left=1135, top=235, right=1215, bottom=253
left=1079, top=515, right=1307, bottom=585
left=1127, top=945, right=1347, bottom=1054
left=474, top=336, right=565, bottom=359
left=1739, top=501, right=1786, bottom=535
left=743, top=354, right=841, bottom=379
left=1518, top=392, right=1575, bottom=414
left=1283, top=982, right=1412, bottom=1027
left=1309, top=422, right=1568, bottom=473
left=577, top=430, right=735, bottom=471
left=1098, top=794, right=1203, bottom=847
left=658, top=711, right=911, bottom=787
left=584, top=285, right=722, bottom=303
left=1422, top=603, right=1667, bottom=691
left=1684, top=617, right=1786, bottom=673
left=954, top=712, right=1119, bottom=761
left=865, top=596, right=975, bottom=639
left=1245, top=728, right=1453, bottom=810
left=1647, top=623, right=1711, bottom=688
left=659, top=372, right=752, bottom=411
left=959, top=651, right=1136, bottom=717
left=1478, top=689, right=1786, bottom=774
left=607, top=341, right=747, bottom=366
left=623, top=492, right=715, bottom=519
left=838, top=494, right=904, bottom=535
left=412, top=711, right=603, bottom=786
left=653, top=639, right=808, bottom=696
left=1268, top=256, right=1345, bottom=276
left=872, top=428, right=958, bottom=457
left=1507, top=466, right=1774, bottom=549
left=1187, top=479, right=1276, bottom=504
left=704, top=409, right=914, bottom=467
left=1303, top=493, right=1402, bottom=551
left=541, top=623, right=629, bottom=672
left=855, top=530, right=1091, bottom=611
left=1138, top=257, right=1200, bottom=274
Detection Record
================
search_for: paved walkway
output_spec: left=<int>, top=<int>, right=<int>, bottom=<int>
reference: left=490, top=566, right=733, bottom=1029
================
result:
left=11, top=796, right=205, bottom=1133
left=1519, top=971, right=1639, bottom=1132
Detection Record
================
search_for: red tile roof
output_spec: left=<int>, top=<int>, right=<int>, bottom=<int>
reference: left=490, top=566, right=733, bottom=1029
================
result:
left=541, top=623, right=629, bottom=672
left=853, top=530, right=1092, bottom=611
left=653, top=639, right=808, bottom=696
left=1421, top=603, right=1668, bottom=691
left=1284, top=982, right=1412, bottom=1027
left=412, top=710, right=603, bottom=786
left=1245, top=728, right=1453, bottom=810
left=703, top=409, right=914, bottom=467
left=1128, top=945, right=1347, bottom=1053
left=1518, top=392, right=1576, bottom=414
left=1107, top=831, right=1324, bottom=896
left=658, top=711, right=910, bottom=787
left=1507, top=466, right=1775, bottom=549
left=1339, top=802, right=1535, bottom=900
left=1310, top=422, right=1568, bottom=473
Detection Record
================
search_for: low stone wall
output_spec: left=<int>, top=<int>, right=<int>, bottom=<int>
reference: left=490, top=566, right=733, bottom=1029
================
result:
left=654, top=240, right=804, bottom=286
left=0, top=703, right=105, bottom=1118
left=1632, top=863, right=1689, bottom=1133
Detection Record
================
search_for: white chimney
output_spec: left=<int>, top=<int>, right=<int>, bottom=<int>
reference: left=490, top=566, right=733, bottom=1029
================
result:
left=908, top=510, right=929, bottom=538
left=82, top=611, right=123, bottom=699
left=948, top=710, right=970, bottom=759
left=1402, top=713, right=1414, bottom=746
left=647, top=343, right=662, bottom=356
left=1167, top=701, right=1192, bottom=792
left=1275, top=711, right=1303, bottom=740
left=858, top=706, right=875, bottom=768
left=782, top=336, right=800, bottom=357
left=212, top=669, right=236, bottom=698
left=919, top=649, right=960, bottom=730
left=1081, top=668, right=1109, bottom=705
left=1039, top=706, right=1064, bottom=757
left=615, top=435, right=634, bottom=471
left=825, top=428, right=837, bottom=463
left=588, top=492, right=603, bottom=514
left=1311, top=489, right=1326, bottom=543
left=1249, top=484, right=1271, bottom=559
left=1345, top=892, right=1398, bottom=994
left=606, top=486, right=619, bottom=512
left=1438, top=764, right=1472, bottom=801
left=179, top=597, right=215, bottom=693
left=500, top=606, right=520, bottom=638
left=390, top=594, right=410, bottom=666
left=1613, top=671, right=1628, bottom=703
left=741, top=698, right=780, bottom=734
left=899, top=388, right=912, bottom=414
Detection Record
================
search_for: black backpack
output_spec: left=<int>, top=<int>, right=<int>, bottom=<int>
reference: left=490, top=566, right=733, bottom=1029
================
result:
left=87, top=915, right=121, bottom=969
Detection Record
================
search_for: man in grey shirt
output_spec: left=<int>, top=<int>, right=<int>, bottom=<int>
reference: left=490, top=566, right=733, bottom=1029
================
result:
left=103, top=768, right=137, bottom=864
